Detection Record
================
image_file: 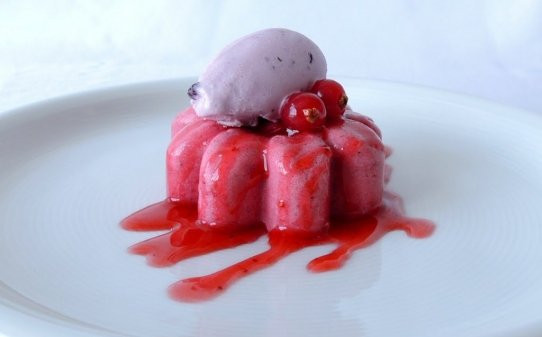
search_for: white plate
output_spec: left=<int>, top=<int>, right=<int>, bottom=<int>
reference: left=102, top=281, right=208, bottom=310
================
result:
left=1, top=78, right=542, bottom=337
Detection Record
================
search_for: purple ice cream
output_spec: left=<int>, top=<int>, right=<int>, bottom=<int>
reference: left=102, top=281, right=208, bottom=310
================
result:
left=189, top=28, right=327, bottom=126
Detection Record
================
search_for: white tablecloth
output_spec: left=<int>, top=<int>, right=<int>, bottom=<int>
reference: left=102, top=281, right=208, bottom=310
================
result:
left=1, top=0, right=541, bottom=113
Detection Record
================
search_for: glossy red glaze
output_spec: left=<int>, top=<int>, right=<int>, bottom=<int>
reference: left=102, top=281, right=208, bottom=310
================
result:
left=122, top=107, right=434, bottom=302
left=121, top=191, right=434, bottom=302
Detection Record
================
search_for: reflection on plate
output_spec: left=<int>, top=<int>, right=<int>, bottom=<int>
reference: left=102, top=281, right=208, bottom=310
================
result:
left=0, top=78, right=541, bottom=337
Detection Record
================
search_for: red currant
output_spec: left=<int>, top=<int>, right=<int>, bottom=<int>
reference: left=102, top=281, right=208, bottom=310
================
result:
left=310, top=79, right=348, bottom=120
left=279, top=92, right=326, bottom=132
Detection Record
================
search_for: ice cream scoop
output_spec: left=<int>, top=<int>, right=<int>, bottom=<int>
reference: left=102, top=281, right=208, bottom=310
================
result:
left=189, top=28, right=327, bottom=126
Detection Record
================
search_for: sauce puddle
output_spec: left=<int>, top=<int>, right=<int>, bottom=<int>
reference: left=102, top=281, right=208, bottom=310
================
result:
left=121, top=191, right=434, bottom=302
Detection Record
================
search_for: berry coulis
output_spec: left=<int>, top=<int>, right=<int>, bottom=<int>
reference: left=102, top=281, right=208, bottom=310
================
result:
left=124, top=77, right=434, bottom=302
left=121, top=190, right=434, bottom=302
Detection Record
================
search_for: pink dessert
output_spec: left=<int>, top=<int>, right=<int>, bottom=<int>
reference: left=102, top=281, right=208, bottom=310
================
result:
left=122, top=28, right=435, bottom=302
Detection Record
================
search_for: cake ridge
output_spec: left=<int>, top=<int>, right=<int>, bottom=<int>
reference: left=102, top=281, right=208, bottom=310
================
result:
left=167, top=108, right=385, bottom=232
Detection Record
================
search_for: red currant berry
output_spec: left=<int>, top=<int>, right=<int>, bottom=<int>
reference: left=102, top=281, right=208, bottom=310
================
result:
left=279, top=92, right=326, bottom=132
left=310, top=79, right=348, bottom=120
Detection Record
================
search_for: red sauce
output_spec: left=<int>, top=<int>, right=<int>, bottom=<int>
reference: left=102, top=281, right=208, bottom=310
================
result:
left=121, top=191, right=434, bottom=302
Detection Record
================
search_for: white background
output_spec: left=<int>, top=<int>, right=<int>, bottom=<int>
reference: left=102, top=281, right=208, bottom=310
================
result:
left=1, top=0, right=541, bottom=112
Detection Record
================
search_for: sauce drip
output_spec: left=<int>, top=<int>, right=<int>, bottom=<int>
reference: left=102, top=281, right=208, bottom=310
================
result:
left=121, top=191, right=434, bottom=302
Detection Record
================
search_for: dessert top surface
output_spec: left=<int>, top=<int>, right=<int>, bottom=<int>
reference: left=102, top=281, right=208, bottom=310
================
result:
left=190, top=28, right=327, bottom=126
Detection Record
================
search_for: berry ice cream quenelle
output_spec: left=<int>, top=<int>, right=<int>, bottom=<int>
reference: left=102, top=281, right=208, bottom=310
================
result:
left=189, top=28, right=327, bottom=126
left=121, top=28, right=435, bottom=302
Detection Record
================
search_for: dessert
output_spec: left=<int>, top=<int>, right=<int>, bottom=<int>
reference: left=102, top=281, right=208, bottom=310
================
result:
left=121, top=28, right=435, bottom=302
